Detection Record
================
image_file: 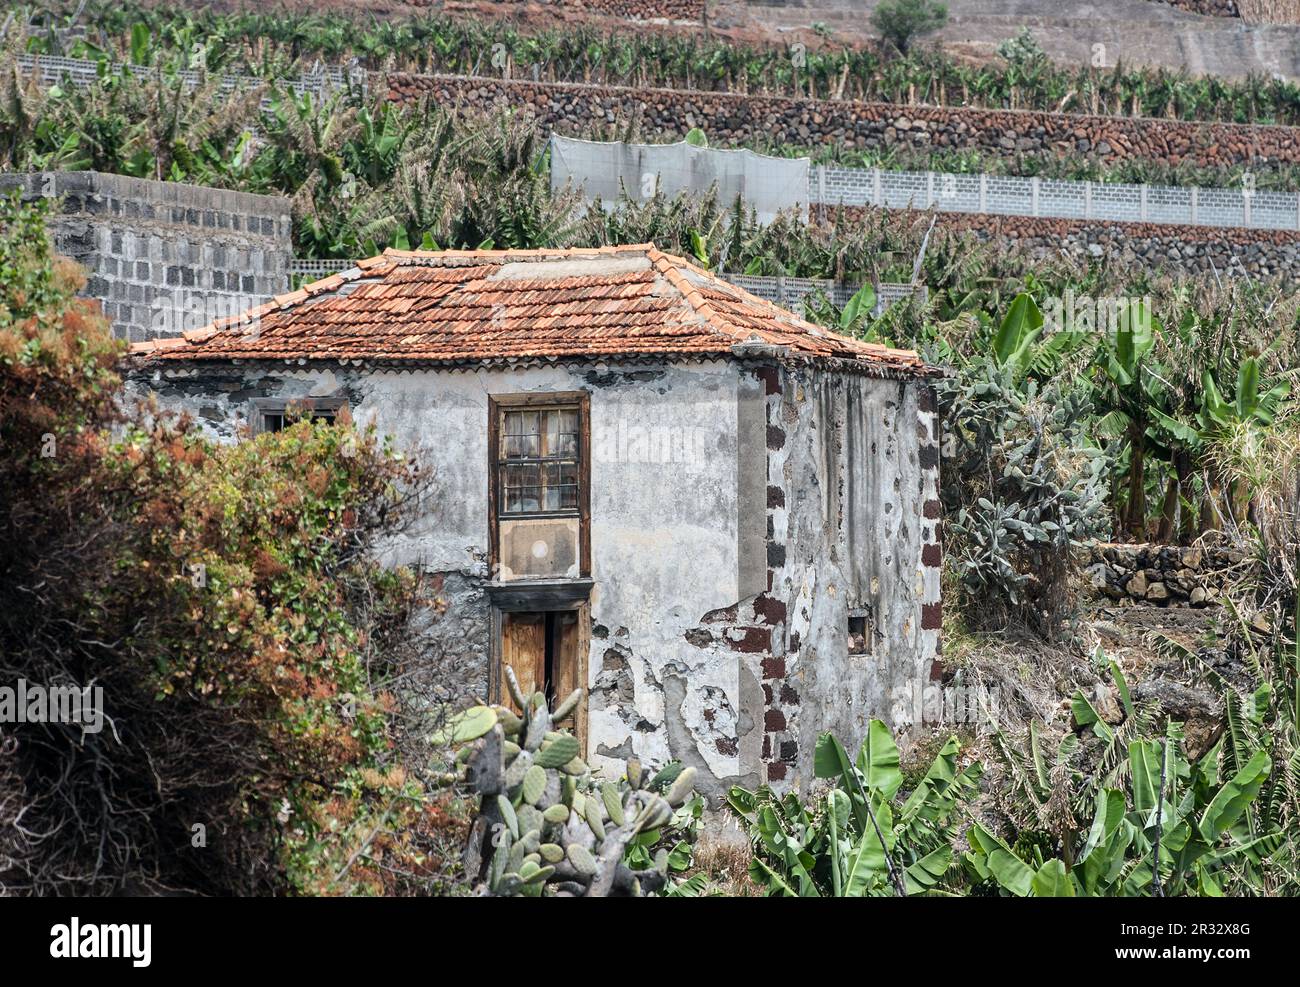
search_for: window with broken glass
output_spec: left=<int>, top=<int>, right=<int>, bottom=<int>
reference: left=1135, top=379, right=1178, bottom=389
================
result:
left=259, top=407, right=337, bottom=433
left=253, top=398, right=345, bottom=434
left=498, top=408, right=581, bottom=515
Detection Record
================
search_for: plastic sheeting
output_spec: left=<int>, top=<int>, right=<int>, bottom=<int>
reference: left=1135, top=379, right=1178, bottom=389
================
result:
left=551, top=135, right=810, bottom=224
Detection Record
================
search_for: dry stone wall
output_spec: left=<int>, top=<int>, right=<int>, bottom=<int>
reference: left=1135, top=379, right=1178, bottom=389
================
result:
left=1148, top=0, right=1239, bottom=15
left=511, top=0, right=703, bottom=17
left=1086, top=542, right=1255, bottom=606
left=837, top=207, right=1300, bottom=279
left=388, top=73, right=1300, bottom=172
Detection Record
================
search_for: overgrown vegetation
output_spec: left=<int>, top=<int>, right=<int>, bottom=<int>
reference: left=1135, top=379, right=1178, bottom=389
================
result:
left=732, top=707, right=1293, bottom=896
left=0, top=195, right=466, bottom=894
left=938, top=294, right=1111, bottom=638
left=729, top=724, right=979, bottom=895
left=4, top=23, right=1295, bottom=611
left=871, top=0, right=949, bottom=56
left=5, top=2, right=1300, bottom=899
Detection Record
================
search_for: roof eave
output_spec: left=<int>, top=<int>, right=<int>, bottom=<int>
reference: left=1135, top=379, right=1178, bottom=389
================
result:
left=125, top=347, right=945, bottom=380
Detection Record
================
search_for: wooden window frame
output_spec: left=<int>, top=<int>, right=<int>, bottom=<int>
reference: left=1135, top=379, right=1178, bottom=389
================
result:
left=488, top=391, right=591, bottom=579
left=250, top=396, right=348, bottom=435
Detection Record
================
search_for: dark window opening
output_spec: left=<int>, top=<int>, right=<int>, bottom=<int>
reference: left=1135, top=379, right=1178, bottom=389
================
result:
left=543, top=612, right=560, bottom=708
left=260, top=408, right=337, bottom=433
left=252, top=398, right=346, bottom=435
left=848, top=613, right=873, bottom=657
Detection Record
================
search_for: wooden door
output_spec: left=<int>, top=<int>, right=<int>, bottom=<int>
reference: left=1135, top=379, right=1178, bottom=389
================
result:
left=497, top=609, right=587, bottom=752
left=501, top=612, right=546, bottom=713
left=548, top=610, right=586, bottom=753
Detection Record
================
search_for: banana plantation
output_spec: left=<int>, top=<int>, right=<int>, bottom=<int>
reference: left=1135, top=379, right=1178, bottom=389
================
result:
left=23, top=1, right=1300, bottom=124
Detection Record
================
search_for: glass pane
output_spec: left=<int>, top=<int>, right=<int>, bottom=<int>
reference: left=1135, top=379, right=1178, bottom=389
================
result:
left=503, top=411, right=540, bottom=459
left=505, top=410, right=538, bottom=436
left=542, top=462, right=579, bottom=511
left=543, top=462, right=560, bottom=511
left=543, top=410, right=560, bottom=458
left=559, top=462, right=578, bottom=509
left=503, top=463, right=541, bottom=513
left=556, top=408, right=578, bottom=457
left=498, top=406, right=581, bottom=514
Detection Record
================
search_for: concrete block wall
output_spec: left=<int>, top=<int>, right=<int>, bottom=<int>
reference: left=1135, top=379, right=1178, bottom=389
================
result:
left=0, top=172, right=292, bottom=342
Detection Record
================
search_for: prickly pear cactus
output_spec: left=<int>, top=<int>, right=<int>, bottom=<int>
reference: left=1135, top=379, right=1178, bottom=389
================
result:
left=439, top=667, right=695, bottom=897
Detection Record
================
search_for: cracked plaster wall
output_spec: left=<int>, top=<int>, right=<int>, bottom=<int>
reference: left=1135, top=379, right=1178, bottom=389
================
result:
left=761, top=365, right=942, bottom=789
left=127, top=358, right=767, bottom=796
left=127, top=356, right=941, bottom=797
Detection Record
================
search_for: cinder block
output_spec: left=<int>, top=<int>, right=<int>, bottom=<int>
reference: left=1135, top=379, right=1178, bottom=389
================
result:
left=12, top=170, right=293, bottom=340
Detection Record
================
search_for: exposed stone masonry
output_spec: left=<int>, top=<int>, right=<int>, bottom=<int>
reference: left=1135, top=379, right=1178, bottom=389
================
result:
left=1086, top=542, right=1255, bottom=607
left=388, top=73, right=1300, bottom=172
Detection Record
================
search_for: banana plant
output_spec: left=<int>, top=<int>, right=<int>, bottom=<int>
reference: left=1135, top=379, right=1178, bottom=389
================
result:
left=1151, top=354, right=1292, bottom=532
left=1087, top=297, right=1171, bottom=538
left=985, top=291, right=1085, bottom=382
left=838, top=281, right=877, bottom=336
left=727, top=721, right=981, bottom=896
left=344, top=101, right=417, bottom=188
left=967, top=725, right=1278, bottom=896
left=1197, top=356, right=1291, bottom=434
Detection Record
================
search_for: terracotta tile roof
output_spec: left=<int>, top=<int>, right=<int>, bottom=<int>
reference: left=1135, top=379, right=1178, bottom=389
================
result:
left=129, top=244, right=936, bottom=377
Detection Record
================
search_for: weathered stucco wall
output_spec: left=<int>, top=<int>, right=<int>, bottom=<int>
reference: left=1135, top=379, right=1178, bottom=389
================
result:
left=127, top=354, right=940, bottom=796
left=760, top=364, right=942, bottom=788
left=129, top=358, right=767, bottom=795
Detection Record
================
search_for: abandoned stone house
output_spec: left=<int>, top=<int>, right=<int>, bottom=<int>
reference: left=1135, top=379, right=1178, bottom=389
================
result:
left=126, top=243, right=943, bottom=795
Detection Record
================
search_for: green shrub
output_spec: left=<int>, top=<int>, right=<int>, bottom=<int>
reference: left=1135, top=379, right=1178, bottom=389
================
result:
left=937, top=295, right=1110, bottom=637
left=728, top=722, right=980, bottom=896
left=0, top=195, right=458, bottom=895
left=730, top=715, right=1282, bottom=896
left=871, top=0, right=949, bottom=55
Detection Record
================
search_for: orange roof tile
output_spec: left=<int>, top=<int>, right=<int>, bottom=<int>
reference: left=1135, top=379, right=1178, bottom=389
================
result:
left=129, top=244, right=937, bottom=377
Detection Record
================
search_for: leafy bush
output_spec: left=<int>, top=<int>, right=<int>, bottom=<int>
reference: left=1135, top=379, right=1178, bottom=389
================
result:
left=730, top=714, right=1282, bottom=896
left=871, top=0, right=949, bottom=55
left=0, top=195, right=459, bottom=895
left=971, top=724, right=1277, bottom=896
